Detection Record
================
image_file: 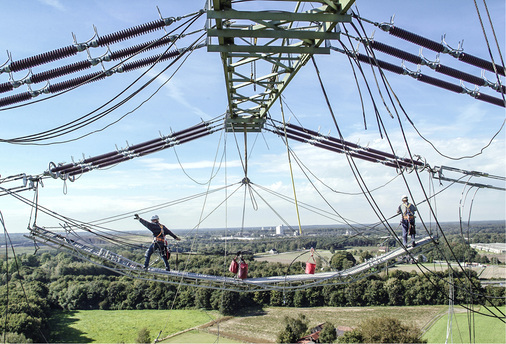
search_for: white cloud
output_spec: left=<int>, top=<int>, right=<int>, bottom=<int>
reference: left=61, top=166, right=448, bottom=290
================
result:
left=1, top=0, right=504, bottom=233
left=141, top=157, right=242, bottom=171
left=146, top=70, right=214, bottom=121
left=38, top=0, right=64, bottom=11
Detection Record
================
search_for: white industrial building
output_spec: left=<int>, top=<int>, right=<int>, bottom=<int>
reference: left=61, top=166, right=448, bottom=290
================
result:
left=470, top=243, right=506, bottom=254
left=275, top=224, right=284, bottom=236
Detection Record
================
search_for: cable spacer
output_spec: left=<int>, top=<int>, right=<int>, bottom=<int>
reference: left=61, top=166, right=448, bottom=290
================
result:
left=47, top=161, right=60, bottom=179
left=441, top=34, right=464, bottom=58
left=0, top=51, right=12, bottom=74
left=72, top=27, right=99, bottom=52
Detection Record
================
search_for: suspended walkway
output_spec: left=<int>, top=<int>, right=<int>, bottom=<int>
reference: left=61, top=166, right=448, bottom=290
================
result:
left=26, top=225, right=436, bottom=292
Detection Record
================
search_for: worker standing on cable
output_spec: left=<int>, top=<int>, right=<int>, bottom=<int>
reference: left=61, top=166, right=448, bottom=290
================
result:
left=397, top=195, right=417, bottom=247
left=134, top=214, right=181, bottom=271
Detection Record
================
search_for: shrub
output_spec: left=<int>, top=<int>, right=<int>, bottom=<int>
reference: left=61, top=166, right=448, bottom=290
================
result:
left=319, top=322, right=337, bottom=343
left=1, top=332, right=33, bottom=343
left=276, top=314, right=308, bottom=343
left=136, top=327, right=151, bottom=344
left=340, top=316, right=426, bottom=343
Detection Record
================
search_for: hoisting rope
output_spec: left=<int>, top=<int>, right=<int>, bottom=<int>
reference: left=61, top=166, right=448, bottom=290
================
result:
left=310, top=55, right=421, bottom=267
left=346, top=15, right=506, bottom=307
left=353, top=27, right=506, bottom=319
left=248, top=183, right=297, bottom=232
left=241, top=126, right=249, bottom=234
left=152, top=121, right=231, bottom=342
left=172, top=121, right=226, bottom=185
left=1, top=211, right=9, bottom=344
left=472, top=0, right=506, bottom=92
left=279, top=98, right=303, bottom=236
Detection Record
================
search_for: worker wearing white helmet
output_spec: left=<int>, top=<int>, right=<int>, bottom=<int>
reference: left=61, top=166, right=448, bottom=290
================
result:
left=134, top=214, right=181, bottom=271
left=397, top=195, right=417, bottom=247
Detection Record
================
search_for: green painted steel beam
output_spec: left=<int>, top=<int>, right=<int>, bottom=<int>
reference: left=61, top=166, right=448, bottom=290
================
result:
left=208, top=45, right=331, bottom=54
left=336, top=0, right=356, bottom=13
left=207, top=28, right=341, bottom=40
left=207, top=10, right=351, bottom=23
left=209, top=0, right=356, bottom=129
left=225, top=116, right=266, bottom=133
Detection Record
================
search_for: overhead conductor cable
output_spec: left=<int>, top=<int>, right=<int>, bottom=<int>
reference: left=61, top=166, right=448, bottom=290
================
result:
left=0, top=11, right=203, bottom=74
left=0, top=47, right=192, bottom=108
left=47, top=119, right=223, bottom=177
left=330, top=46, right=505, bottom=108
left=363, top=39, right=505, bottom=94
left=0, top=35, right=180, bottom=94
left=370, top=19, right=506, bottom=76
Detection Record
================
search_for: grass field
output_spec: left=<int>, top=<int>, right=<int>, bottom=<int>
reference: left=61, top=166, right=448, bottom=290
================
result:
left=422, top=306, right=506, bottom=343
left=48, top=309, right=220, bottom=343
left=48, top=305, right=506, bottom=343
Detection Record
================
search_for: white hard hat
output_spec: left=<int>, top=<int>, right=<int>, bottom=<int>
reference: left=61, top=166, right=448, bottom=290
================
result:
left=151, top=215, right=159, bottom=221
left=402, top=195, right=408, bottom=200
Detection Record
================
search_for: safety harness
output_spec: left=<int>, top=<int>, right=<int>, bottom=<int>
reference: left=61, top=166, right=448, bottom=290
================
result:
left=401, top=203, right=415, bottom=220
left=154, top=223, right=170, bottom=260
left=154, top=224, right=166, bottom=243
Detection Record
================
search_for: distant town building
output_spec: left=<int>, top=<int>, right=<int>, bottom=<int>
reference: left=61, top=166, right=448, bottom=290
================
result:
left=378, top=246, right=389, bottom=253
left=276, top=224, right=284, bottom=236
left=470, top=243, right=506, bottom=254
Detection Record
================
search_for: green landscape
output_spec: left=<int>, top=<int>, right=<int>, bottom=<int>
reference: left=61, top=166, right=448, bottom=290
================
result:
left=0, top=0, right=505, bottom=342
left=1, top=222, right=505, bottom=343
left=45, top=306, right=505, bottom=343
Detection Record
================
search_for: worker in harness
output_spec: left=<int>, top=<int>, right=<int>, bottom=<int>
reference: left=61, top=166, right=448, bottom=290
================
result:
left=134, top=214, right=181, bottom=271
left=397, top=195, right=417, bottom=247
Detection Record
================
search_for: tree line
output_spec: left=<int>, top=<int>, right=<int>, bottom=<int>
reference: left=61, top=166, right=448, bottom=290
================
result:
left=1, top=246, right=504, bottom=342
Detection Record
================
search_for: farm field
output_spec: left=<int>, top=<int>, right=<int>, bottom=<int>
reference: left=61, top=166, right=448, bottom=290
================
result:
left=255, top=249, right=506, bottom=279
left=164, top=329, right=240, bottom=343
left=47, top=305, right=506, bottom=343
left=391, top=263, right=506, bottom=280
left=167, top=306, right=506, bottom=343
left=254, top=250, right=334, bottom=265
left=203, top=305, right=447, bottom=343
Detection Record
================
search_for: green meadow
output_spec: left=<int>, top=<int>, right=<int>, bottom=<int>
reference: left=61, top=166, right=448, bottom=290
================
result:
left=48, top=309, right=220, bottom=343
left=422, top=306, right=506, bottom=344
left=48, top=306, right=506, bottom=343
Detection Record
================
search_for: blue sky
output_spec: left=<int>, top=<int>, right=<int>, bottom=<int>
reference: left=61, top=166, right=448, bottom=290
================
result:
left=0, top=0, right=504, bottom=236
